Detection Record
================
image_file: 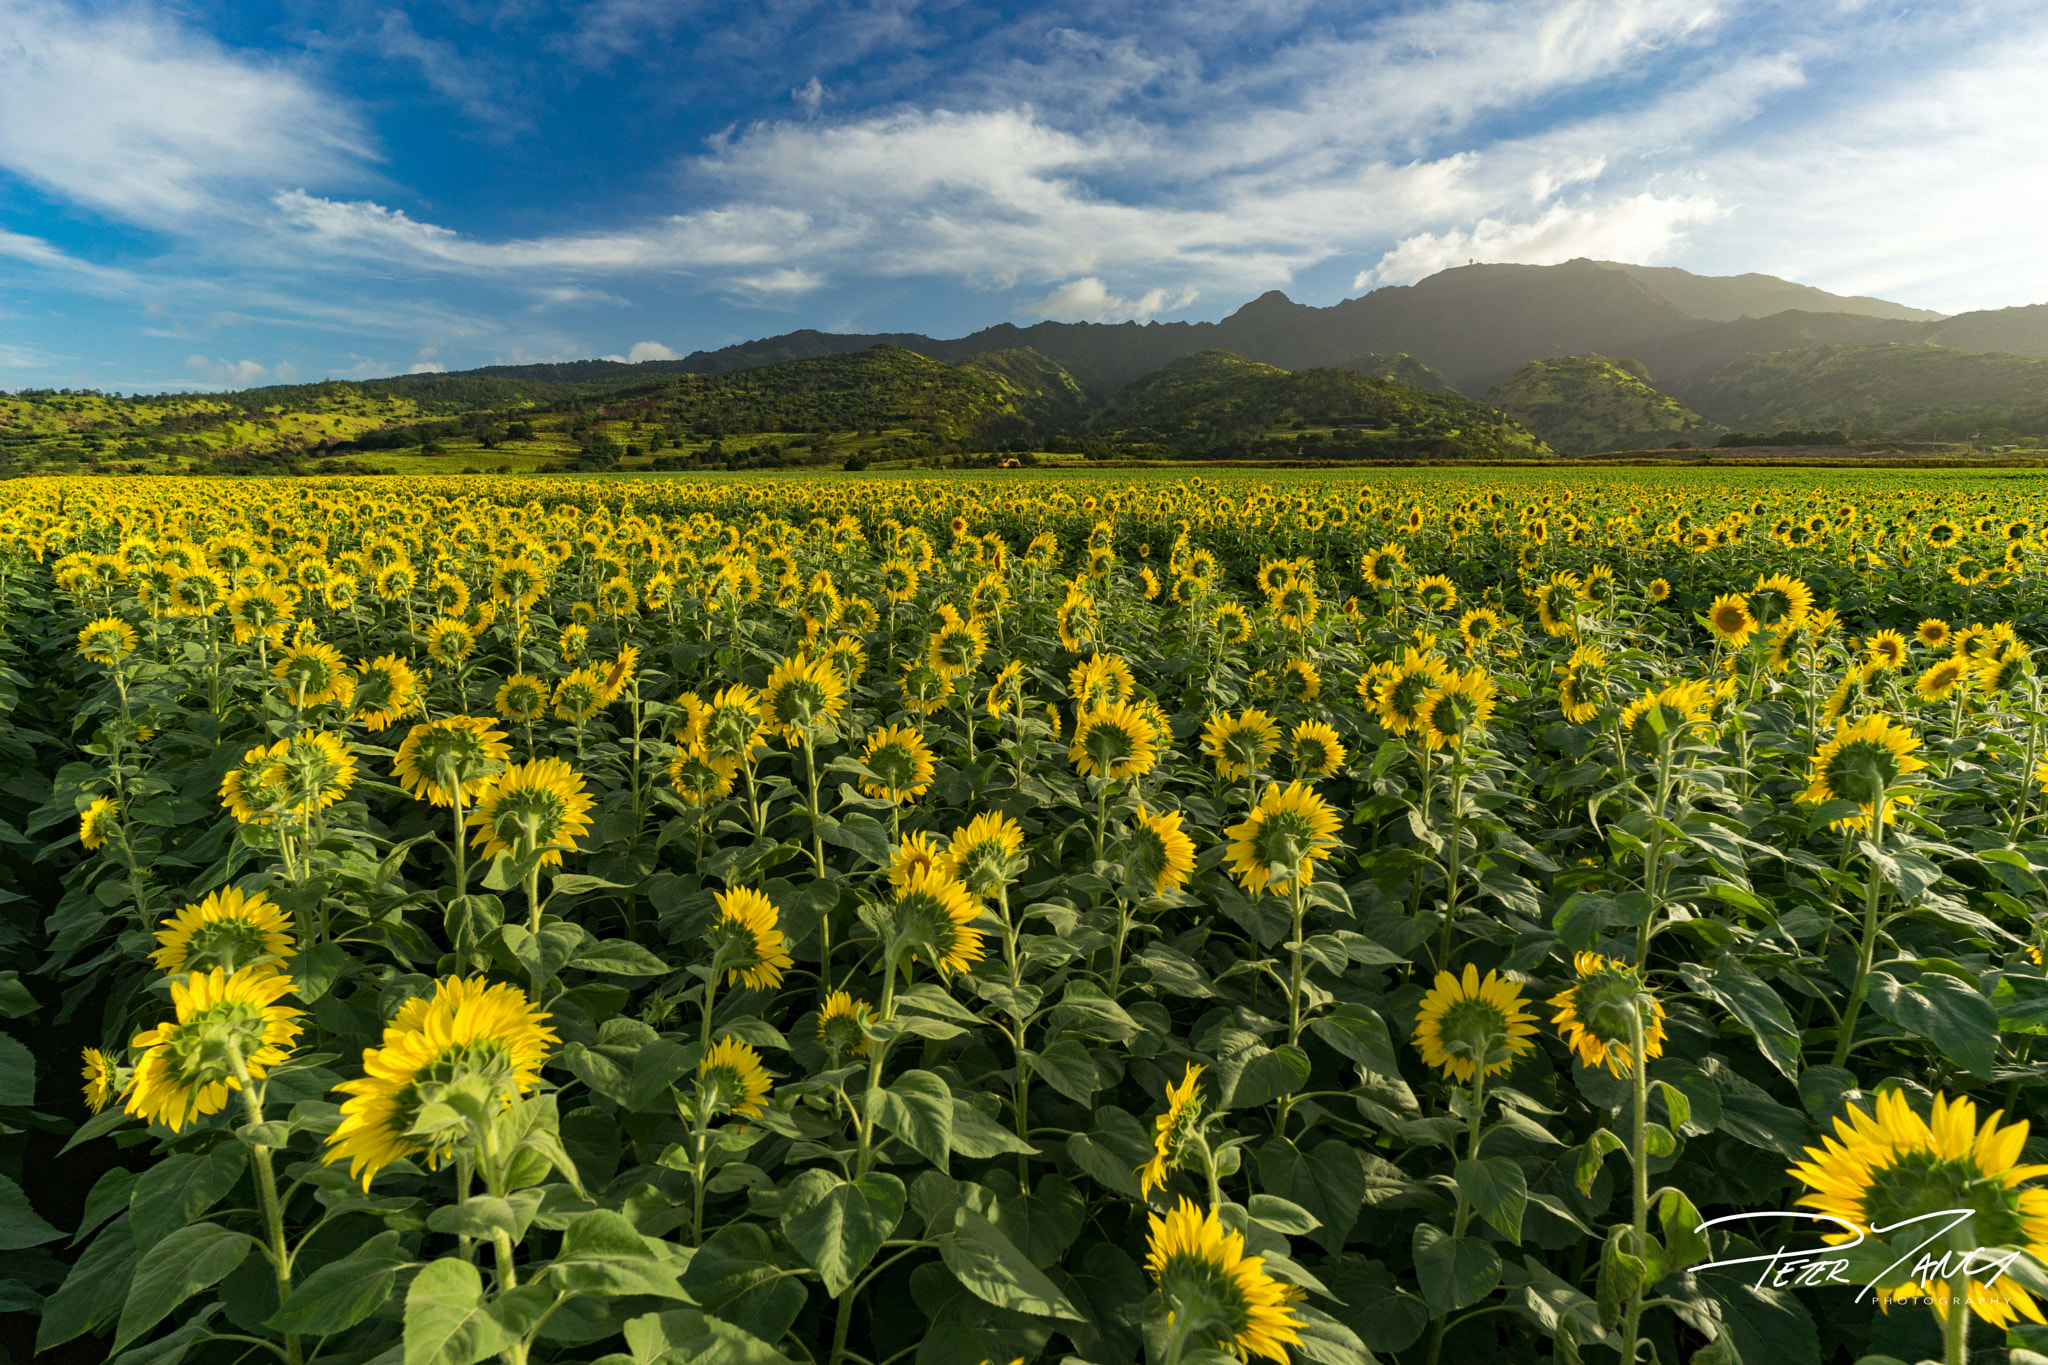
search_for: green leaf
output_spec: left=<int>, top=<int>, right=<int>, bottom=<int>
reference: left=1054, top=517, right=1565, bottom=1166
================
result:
left=268, top=1231, right=407, bottom=1335
left=1412, top=1224, right=1501, bottom=1315
left=1454, top=1155, right=1528, bottom=1245
left=129, top=1139, right=250, bottom=1250
left=38, top=1215, right=137, bottom=1350
left=865, top=1069, right=954, bottom=1174
left=1323, top=1255, right=1430, bottom=1353
left=679, top=1224, right=806, bottom=1344
left=991, top=1174, right=1085, bottom=1270
left=0, top=1172, right=63, bottom=1249
left=1866, top=968, right=1999, bottom=1077
left=779, top=1169, right=903, bottom=1297
left=1307, top=1002, right=1402, bottom=1077
left=0, top=971, right=37, bottom=1016
left=619, top=1308, right=795, bottom=1365
left=404, top=1258, right=513, bottom=1365
left=570, top=939, right=672, bottom=976
left=114, top=1221, right=254, bottom=1354
left=1065, top=1106, right=1152, bottom=1198
left=76, top=1167, right=138, bottom=1244
left=1027, top=1038, right=1099, bottom=1103
left=938, top=1207, right=1085, bottom=1320
left=1256, top=1139, right=1365, bottom=1254
left=950, top=1098, right=1037, bottom=1158
left=819, top=811, right=893, bottom=866
left=0, top=1032, right=33, bottom=1105
left=1213, top=1040, right=1310, bottom=1109
left=1678, top=959, right=1801, bottom=1079
left=1657, top=1188, right=1711, bottom=1273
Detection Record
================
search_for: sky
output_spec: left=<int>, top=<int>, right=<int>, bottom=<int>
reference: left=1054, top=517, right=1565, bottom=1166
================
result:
left=2, top=0, right=2046, bottom=392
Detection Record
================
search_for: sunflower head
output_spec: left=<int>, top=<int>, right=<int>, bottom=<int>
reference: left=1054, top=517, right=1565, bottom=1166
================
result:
left=151, top=886, right=296, bottom=976
left=77, top=617, right=139, bottom=665
left=1647, top=577, right=1672, bottom=603
left=701, top=685, right=766, bottom=760
left=79, top=795, right=119, bottom=851
left=466, top=758, right=596, bottom=867
left=1223, top=781, right=1343, bottom=897
left=1549, top=952, right=1665, bottom=1078
left=1070, top=700, right=1160, bottom=781
left=667, top=744, right=738, bottom=806
left=1144, top=1198, right=1305, bottom=1364
left=1749, top=573, right=1813, bottom=627
left=323, top=976, right=557, bottom=1188
left=1787, top=1090, right=2048, bottom=1328
left=860, top=724, right=936, bottom=804
left=817, top=991, right=875, bottom=1060
left=950, top=813, right=1027, bottom=898
left=127, top=967, right=303, bottom=1132
left=1416, top=669, right=1498, bottom=751
left=1414, top=964, right=1539, bottom=1084
left=81, top=1046, right=124, bottom=1113
left=1706, top=593, right=1756, bottom=646
left=708, top=887, right=793, bottom=992
left=763, top=653, right=848, bottom=743
left=353, top=654, right=422, bottom=730
left=887, top=865, right=984, bottom=979
left=1288, top=721, right=1346, bottom=778
left=494, top=674, right=550, bottom=725
left=1139, top=1063, right=1206, bottom=1198
left=1800, top=714, right=1927, bottom=830
left=1124, top=806, right=1197, bottom=895
left=394, top=715, right=511, bottom=807
left=1202, top=709, right=1280, bottom=781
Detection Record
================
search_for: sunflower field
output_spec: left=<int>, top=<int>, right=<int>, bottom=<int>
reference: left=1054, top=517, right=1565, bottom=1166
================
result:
left=6, top=469, right=2048, bottom=1365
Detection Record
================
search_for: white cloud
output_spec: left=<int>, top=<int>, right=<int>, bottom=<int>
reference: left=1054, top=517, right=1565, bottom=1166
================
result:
left=792, top=77, right=823, bottom=115
left=1363, top=193, right=1724, bottom=286
left=1019, top=277, right=1200, bottom=321
left=727, top=268, right=825, bottom=298
left=0, top=0, right=372, bottom=223
left=599, top=341, right=679, bottom=363
left=185, top=354, right=270, bottom=386
left=408, top=360, right=447, bottom=373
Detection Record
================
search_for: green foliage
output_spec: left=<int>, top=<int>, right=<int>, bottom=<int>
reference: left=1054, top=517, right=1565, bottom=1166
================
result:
left=1486, top=354, right=1720, bottom=454
left=1693, top=342, right=2048, bottom=440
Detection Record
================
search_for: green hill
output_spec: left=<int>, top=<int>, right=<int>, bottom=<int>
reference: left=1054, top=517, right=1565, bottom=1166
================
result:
left=1691, top=343, right=2048, bottom=440
left=1329, top=352, right=1458, bottom=392
left=1086, top=349, right=1552, bottom=460
left=1485, top=354, right=1720, bottom=454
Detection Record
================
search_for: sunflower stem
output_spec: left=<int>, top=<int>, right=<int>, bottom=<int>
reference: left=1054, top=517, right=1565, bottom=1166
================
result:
left=227, top=1046, right=300, bottom=1365
left=1619, top=1008, right=1652, bottom=1365
left=1831, top=796, right=1889, bottom=1071
left=1942, top=1269, right=1972, bottom=1365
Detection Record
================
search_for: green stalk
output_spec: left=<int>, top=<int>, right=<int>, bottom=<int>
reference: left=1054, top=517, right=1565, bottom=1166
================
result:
left=1831, top=795, right=1890, bottom=1071
left=1618, top=1009, right=1652, bottom=1365
left=227, top=1048, right=301, bottom=1365
left=1942, top=1271, right=1972, bottom=1365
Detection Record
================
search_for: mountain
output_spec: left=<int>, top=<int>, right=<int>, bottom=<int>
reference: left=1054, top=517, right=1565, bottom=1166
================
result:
left=358, top=259, right=1969, bottom=401
left=1086, top=349, right=1553, bottom=460
left=1328, top=352, right=1458, bottom=392
left=1688, top=342, right=2048, bottom=439
left=1486, top=355, right=1721, bottom=454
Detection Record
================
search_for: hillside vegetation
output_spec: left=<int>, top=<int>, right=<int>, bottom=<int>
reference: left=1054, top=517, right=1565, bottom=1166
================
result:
left=1087, top=349, right=1553, bottom=460
left=1691, top=342, right=2048, bottom=441
left=1486, top=354, right=1720, bottom=454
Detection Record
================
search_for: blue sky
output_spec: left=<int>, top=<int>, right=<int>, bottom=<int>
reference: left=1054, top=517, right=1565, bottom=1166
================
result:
left=2, top=0, right=2045, bottom=391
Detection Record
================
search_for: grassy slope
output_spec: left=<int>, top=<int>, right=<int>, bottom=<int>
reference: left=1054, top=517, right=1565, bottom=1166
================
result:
left=1089, top=349, right=1553, bottom=459
left=1691, top=343, right=2048, bottom=439
left=1485, top=354, right=1721, bottom=454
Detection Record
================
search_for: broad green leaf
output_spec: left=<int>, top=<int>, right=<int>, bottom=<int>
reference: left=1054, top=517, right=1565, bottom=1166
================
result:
left=1257, top=1139, right=1366, bottom=1254
left=620, top=1308, right=795, bottom=1365
left=779, top=1169, right=903, bottom=1297
left=570, top=938, right=672, bottom=976
left=114, top=1221, right=254, bottom=1353
left=1678, top=958, right=1801, bottom=1079
left=951, top=1098, right=1037, bottom=1158
left=1454, top=1155, right=1528, bottom=1245
left=679, top=1224, right=807, bottom=1344
left=0, top=1032, right=34, bottom=1105
left=1027, top=1038, right=1100, bottom=1103
left=866, top=1069, right=954, bottom=1173
left=269, top=1231, right=407, bottom=1335
left=0, top=1171, right=63, bottom=1249
left=1307, top=1002, right=1402, bottom=1077
left=1412, top=1224, right=1501, bottom=1315
left=1866, top=968, right=1998, bottom=1077
left=938, top=1207, right=1085, bottom=1320
left=38, top=1215, right=137, bottom=1350
left=404, top=1257, right=513, bottom=1365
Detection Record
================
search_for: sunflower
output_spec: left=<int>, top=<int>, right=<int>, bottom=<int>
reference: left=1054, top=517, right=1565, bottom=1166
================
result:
left=1143, top=1198, right=1304, bottom=1364
left=1070, top=700, right=1160, bottom=781
left=1416, top=669, right=1498, bottom=751
left=927, top=616, right=989, bottom=679
left=1414, top=573, right=1457, bottom=613
left=594, top=646, right=641, bottom=707
left=1706, top=593, right=1757, bottom=647
left=1070, top=653, right=1138, bottom=710
left=1647, top=577, right=1672, bottom=604
left=889, top=831, right=955, bottom=888
left=1914, top=656, right=1970, bottom=703
left=1413, top=964, right=1539, bottom=1084
left=150, top=886, right=295, bottom=976
left=1056, top=583, right=1099, bottom=652
left=1534, top=570, right=1583, bottom=639
left=553, top=667, right=605, bottom=723
left=353, top=654, right=423, bottom=730
left=1800, top=714, right=1926, bottom=830
left=1788, top=1091, right=2048, bottom=1328
left=1824, top=662, right=1883, bottom=725
left=879, top=557, right=920, bottom=602
left=1213, top=601, right=1251, bottom=644
left=1865, top=629, right=1909, bottom=671
left=1457, top=607, right=1502, bottom=651
left=263, top=731, right=359, bottom=819
left=899, top=659, right=954, bottom=717
left=1139, top=1062, right=1206, bottom=1197
left=1978, top=645, right=2034, bottom=699
left=466, top=758, right=597, bottom=867
left=889, top=864, right=984, bottom=977
left=81, top=1047, right=121, bottom=1114
left=1374, top=648, right=1449, bottom=736
left=949, top=812, right=1027, bottom=898
left=494, top=673, right=549, bottom=725
left=1280, top=658, right=1321, bottom=702
left=557, top=622, right=589, bottom=662
left=860, top=724, right=937, bottom=803
left=1126, top=806, right=1197, bottom=894
left=220, top=741, right=290, bottom=825
left=697, top=1037, right=773, bottom=1121
left=323, top=976, right=557, bottom=1188
left=709, top=887, right=793, bottom=991
left=393, top=715, right=512, bottom=806
left=668, top=745, right=739, bottom=806
left=816, top=990, right=874, bottom=1059
left=79, top=795, right=118, bottom=851
left=272, top=641, right=353, bottom=708
left=1202, top=709, right=1281, bottom=781
left=76, top=616, right=138, bottom=665
left=701, top=685, right=767, bottom=760
left=127, top=967, right=303, bottom=1132
left=985, top=659, right=1026, bottom=716
left=1288, top=720, right=1346, bottom=778
left=1549, top=952, right=1666, bottom=1078
left=1749, top=572, right=1814, bottom=627
left=1916, top=618, right=1952, bottom=649
left=1224, top=781, right=1342, bottom=897
left=761, top=653, right=848, bottom=743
